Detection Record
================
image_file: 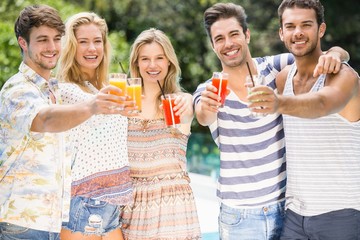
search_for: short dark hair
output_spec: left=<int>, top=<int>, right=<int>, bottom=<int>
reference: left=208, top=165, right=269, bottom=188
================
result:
left=204, top=3, right=248, bottom=43
left=14, top=4, right=65, bottom=43
left=278, top=0, right=325, bottom=28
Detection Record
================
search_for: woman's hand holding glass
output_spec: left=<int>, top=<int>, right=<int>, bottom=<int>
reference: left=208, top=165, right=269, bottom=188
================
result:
left=172, top=93, right=194, bottom=124
left=107, top=74, right=139, bottom=116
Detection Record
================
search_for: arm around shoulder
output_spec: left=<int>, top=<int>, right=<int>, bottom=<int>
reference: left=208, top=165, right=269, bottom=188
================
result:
left=313, top=46, right=350, bottom=77
left=325, top=46, right=350, bottom=62
left=277, top=64, right=359, bottom=119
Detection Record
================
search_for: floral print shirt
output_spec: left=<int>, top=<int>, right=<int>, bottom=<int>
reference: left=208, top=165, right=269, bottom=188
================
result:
left=0, top=62, right=72, bottom=233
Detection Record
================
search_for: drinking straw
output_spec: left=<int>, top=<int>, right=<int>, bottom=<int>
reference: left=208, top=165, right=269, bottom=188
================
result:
left=246, top=61, right=255, bottom=86
left=157, top=80, right=166, bottom=99
left=157, top=80, right=175, bottom=127
left=119, top=61, right=126, bottom=73
left=119, top=61, right=130, bottom=84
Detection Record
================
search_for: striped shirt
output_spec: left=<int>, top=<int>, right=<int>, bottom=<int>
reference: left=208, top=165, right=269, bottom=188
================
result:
left=193, top=54, right=293, bottom=208
left=283, top=64, right=360, bottom=216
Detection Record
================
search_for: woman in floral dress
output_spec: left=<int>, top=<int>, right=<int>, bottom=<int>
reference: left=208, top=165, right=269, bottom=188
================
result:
left=121, top=28, right=201, bottom=240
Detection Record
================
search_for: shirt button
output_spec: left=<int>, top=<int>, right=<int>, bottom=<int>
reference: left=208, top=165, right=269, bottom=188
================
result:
left=263, top=207, right=268, bottom=212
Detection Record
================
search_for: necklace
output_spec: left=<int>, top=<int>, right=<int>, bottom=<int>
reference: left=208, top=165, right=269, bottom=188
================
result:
left=141, top=119, right=150, bottom=133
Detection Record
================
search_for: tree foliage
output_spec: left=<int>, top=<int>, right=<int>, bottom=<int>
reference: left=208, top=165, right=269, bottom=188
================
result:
left=321, top=1, right=360, bottom=70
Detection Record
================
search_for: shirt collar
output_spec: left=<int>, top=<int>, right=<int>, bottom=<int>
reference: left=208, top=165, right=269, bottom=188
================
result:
left=19, top=62, right=60, bottom=94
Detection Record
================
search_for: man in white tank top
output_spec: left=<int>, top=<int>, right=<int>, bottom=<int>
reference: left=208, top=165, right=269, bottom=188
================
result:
left=248, top=0, right=360, bottom=239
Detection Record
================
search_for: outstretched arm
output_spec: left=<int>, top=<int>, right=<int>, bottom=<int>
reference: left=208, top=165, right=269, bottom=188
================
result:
left=249, top=64, right=359, bottom=119
left=31, top=85, right=126, bottom=132
left=194, top=82, right=224, bottom=126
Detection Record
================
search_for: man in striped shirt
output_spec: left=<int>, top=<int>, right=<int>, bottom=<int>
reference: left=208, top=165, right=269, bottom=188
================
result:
left=193, top=2, right=349, bottom=240
left=249, top=0, right=360, bottom=239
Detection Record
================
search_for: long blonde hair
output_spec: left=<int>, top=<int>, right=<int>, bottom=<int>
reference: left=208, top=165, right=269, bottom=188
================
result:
left=129, top=28, right=182, bottom=104
left=57, top=12, right=111, bottom=90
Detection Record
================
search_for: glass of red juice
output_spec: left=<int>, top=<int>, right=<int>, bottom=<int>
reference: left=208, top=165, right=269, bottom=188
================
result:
left=162, top=93, right=181, bottom=128
left=211, top=72, right=229, bottom=107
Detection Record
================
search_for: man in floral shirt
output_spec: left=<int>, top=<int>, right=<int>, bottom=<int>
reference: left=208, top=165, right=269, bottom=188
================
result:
left=0, top=4, right=126, bottom=239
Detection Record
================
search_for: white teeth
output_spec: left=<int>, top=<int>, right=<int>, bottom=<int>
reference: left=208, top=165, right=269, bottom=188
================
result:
left=225, top=50, right=238, bottom=56
left=44, top=54, right=55, bottom=57
left=85, top=56, right=97, bottom=59
left=294, top=41, right=306, bottom=44
left=148, top=71, right=159, bottom=75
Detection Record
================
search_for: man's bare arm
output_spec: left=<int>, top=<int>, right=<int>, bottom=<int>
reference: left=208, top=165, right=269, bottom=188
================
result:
left=250, top=65, right=359, bottom=119
left=31, top=85, right=126, bottom=132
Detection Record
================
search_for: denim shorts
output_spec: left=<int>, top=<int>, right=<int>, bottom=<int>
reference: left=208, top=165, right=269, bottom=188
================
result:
left=62, top=196, right=121, bottom=235
left=219, top=201, right=285, bottom=240
left=0, top=222, right=60, bottom=240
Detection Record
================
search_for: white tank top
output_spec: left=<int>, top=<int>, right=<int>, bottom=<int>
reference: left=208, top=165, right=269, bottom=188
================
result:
left=282, top=64, right=360, bottom=216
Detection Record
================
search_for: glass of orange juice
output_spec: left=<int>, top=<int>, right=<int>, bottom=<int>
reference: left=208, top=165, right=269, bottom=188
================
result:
left=109, top=73, right=127, bottom=96
left=126, top=78, right=142, bottom=113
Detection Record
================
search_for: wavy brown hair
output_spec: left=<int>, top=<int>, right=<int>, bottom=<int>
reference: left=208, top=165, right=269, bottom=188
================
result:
left=15, top=5, right=65, bottom=53
left=204, top=3, right=248, bottom=45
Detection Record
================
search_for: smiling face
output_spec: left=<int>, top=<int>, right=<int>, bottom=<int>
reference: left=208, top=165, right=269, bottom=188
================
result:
left=74, top=23, right=104, bottom=78
left=19, top=25, right=62, bottom=79
left=279, top=7, right=325, bottom=58
left=210, top=17, right=250, bottom=69
left=137, top=42, right=170, bottom=84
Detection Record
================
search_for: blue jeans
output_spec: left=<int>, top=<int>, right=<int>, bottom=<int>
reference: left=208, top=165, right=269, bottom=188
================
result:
left=280, top=208, right=360, bottom=240
left=61, top=196, right=121, bottom=235
left=0, top=222, right=60, bottom=240
left=219, top=201, right=285, bottom=240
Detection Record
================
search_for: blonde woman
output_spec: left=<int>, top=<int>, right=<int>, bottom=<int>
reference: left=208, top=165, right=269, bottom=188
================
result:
left=57, top=12, right=134, bottom=240
left=121, top=28, right=201, bottom=239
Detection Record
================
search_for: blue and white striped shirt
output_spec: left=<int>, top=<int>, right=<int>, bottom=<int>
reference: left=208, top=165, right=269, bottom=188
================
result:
left=193, top=54, right=293, bottom=208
